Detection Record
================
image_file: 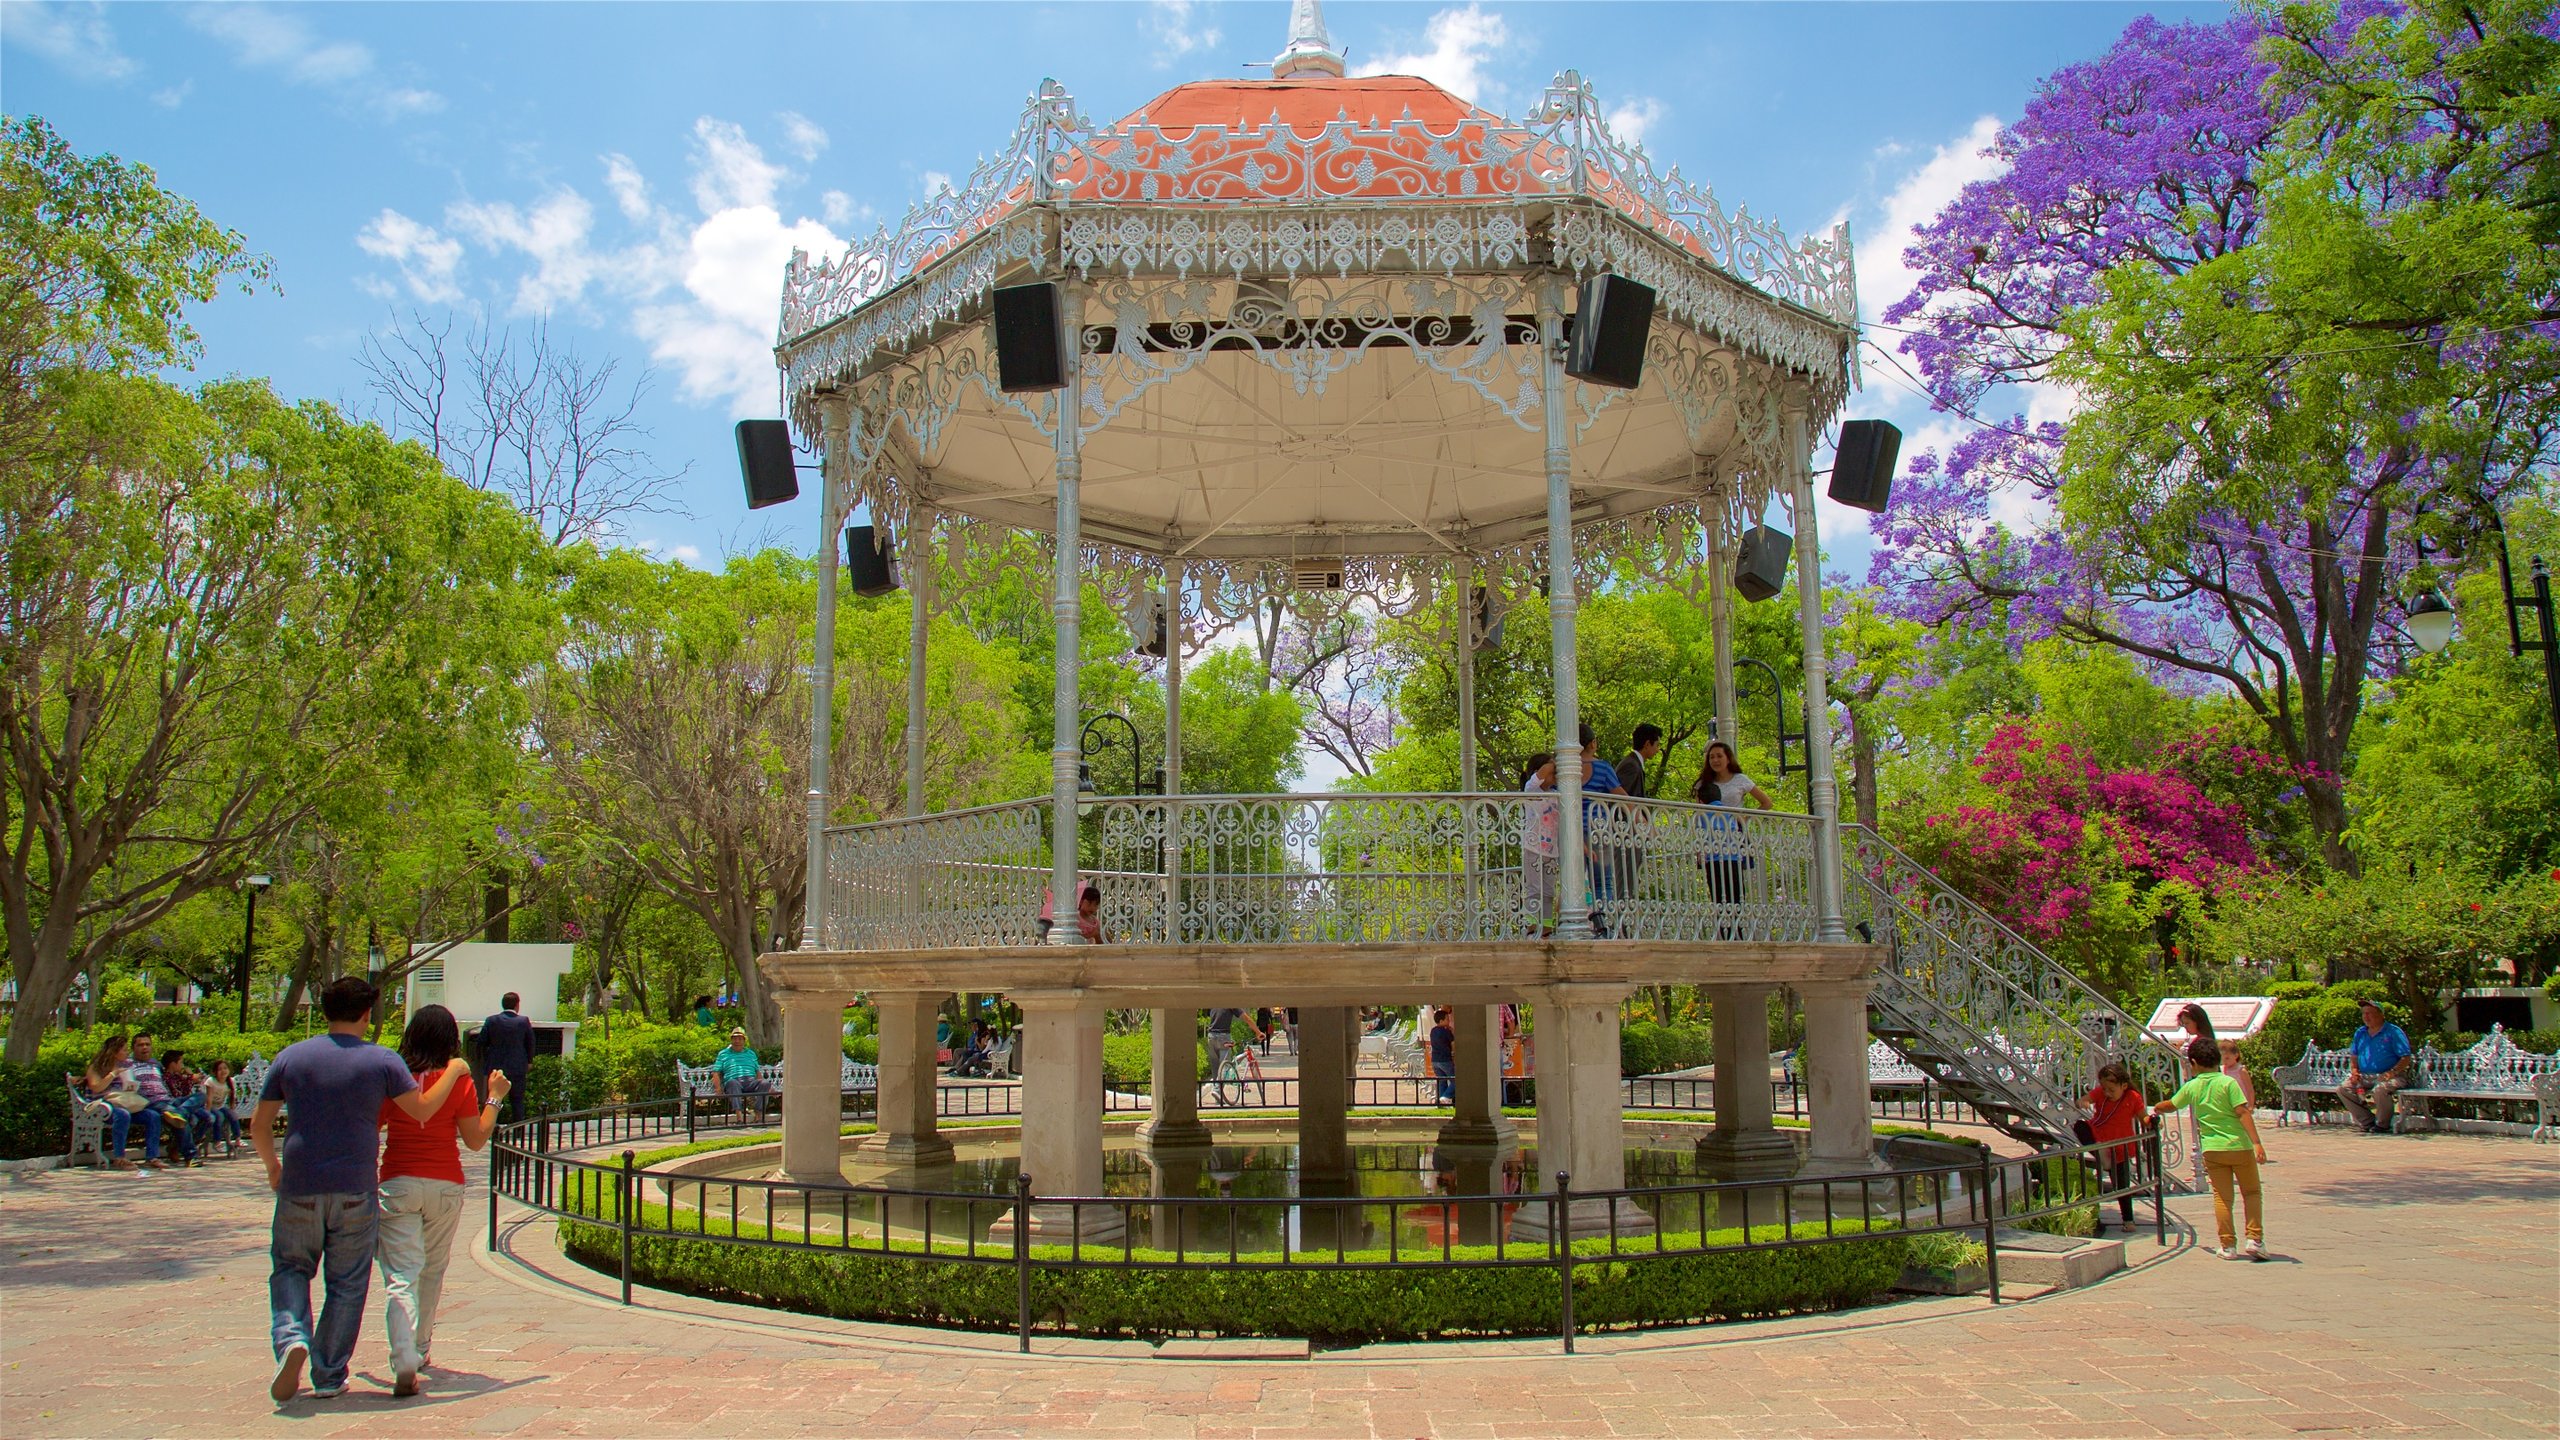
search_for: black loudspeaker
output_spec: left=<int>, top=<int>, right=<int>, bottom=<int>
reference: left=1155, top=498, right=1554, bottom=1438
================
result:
left=1829, top=419, right=1901, bottom=513
left=1733, top=524, right=1793, bottom=603
left=845, top=524, right=899, bottom=597
left=735, top=420, right=799, bottom=509
left=993, top=282, right=1069, bottom=393
left=1565, top=273, right=1655, bottom=390
left=1133, top=594, right=1169, bottom=659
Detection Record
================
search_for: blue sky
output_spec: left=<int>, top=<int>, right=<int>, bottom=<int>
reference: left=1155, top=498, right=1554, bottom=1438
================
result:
left=4, top=0, right=2225, bottom=570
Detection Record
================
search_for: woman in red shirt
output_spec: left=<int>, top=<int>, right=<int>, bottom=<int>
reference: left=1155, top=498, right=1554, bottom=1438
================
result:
left=375, top=1004, right=510, bottom=1396
left=2081, top=1062, right=2146, bottom=1234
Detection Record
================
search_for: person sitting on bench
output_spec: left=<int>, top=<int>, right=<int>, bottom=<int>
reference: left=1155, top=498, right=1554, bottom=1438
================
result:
left=713, top=1028, right=771, bottom=1115
left=2339, top=998, right=2415, bottom=1135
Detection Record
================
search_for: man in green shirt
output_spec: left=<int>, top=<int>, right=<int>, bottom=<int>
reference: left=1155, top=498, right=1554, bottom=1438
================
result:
left=712, top=1029, right=770, bottom=1117
left=2152, top=1037, right=2270, bottom=1260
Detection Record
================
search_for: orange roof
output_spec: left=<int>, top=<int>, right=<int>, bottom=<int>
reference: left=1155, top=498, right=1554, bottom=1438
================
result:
left=1119, top=74, right=1493, bottom=131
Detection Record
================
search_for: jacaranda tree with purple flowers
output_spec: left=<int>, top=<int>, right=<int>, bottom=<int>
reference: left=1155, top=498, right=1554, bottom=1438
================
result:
left=1868, top=1, right=2560, bottom=869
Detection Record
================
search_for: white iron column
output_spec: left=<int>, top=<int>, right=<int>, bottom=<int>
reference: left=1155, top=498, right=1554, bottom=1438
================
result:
left=1538, top=282, right=1592, bottom=941
left=1048, top=289, right=1087, bottom=945
left=1456, top=553, right=1479, bottom=792
left=1707, top=497, right=1740, bottom=751
left=1786, top=405, right=1849, bottom=944
left=903, top=507, right=936, bottom=817
left=1799, top=978, right=1881, bottom=1174
left=860, top=993, right=952, bottom=1167
left=1147, top=559, right=1203, bottom=1138
left=802, top=397, right=851, bottom=949
left=779, top=989, right=854, bottom=1186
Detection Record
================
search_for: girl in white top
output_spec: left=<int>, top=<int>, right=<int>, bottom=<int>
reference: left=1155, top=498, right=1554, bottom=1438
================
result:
left=1520, top=752, right=1559, bottom=923
left=1691, top=741, right=1771, bottom=813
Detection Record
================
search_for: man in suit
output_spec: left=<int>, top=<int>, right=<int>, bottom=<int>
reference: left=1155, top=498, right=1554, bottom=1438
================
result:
left=478, top=992, right=535, bottom=1124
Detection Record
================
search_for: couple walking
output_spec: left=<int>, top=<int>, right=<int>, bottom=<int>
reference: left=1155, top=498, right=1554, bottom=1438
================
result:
left=251, top=976, right=511, bottom=1403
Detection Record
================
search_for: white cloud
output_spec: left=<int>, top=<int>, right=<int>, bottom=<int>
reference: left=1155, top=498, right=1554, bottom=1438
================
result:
left=1355, top=4, right=1509, bottom=107
left=1146, top=0, right=1221, bottom=68
left=1852, top=114, right=2003, bottom=331
left=777, top=111, right=828, bottom=162
left=5, top=0, right=136, bottom=80
left=602, top=154, right=653, bottom=222
left=182, top=2, right=442, bottom=118
left=151, top=81, right=194, bottom=109
left=447, top=190, right=606, bottom=313
left=1605, top=96, right=1665, bottom=148
left=820, top=190, right=868, bottom=228
left=920, top=170, right=954, bottom=197
left=354, top=209, right=462, bottom=304
left=392, top=117, right=848, bottom=418
left=688, top=117, right=785, bottom=213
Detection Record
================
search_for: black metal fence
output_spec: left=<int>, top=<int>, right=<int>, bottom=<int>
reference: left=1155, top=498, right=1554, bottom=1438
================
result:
left=490, top=1098, right=2167, bottom=1353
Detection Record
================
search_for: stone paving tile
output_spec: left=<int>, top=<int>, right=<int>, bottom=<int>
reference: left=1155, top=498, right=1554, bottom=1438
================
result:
left=4, top=1127, right=2556, bottom=1437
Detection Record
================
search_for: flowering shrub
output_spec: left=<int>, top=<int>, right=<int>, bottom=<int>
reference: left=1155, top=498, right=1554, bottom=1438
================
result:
left=1909, top=723, right=2271, bottom=990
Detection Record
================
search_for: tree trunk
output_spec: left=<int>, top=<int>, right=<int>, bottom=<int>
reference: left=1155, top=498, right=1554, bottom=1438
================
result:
left=1848, top=706, right=1881, bottom=833
left=2, top=915, right=91, bottom=1064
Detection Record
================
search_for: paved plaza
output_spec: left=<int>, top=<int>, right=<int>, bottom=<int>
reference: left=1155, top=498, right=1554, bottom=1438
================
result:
left=2, top=1124, right=2553, bottom=1438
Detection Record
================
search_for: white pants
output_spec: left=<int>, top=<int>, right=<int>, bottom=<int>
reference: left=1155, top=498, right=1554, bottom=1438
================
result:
left=376, top=1175, right=466, bottom=1373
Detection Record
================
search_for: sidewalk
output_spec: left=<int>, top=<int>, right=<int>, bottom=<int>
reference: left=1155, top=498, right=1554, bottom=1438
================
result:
left=2, top=1124, right=2552, bottom=1437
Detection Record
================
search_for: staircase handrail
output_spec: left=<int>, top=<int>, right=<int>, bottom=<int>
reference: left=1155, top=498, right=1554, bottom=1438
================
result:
left=1845, top=824, right=2183, bottom=1063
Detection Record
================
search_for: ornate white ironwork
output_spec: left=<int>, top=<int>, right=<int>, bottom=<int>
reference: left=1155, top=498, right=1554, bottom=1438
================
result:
left=822, top=791, right=1824, bottom=950
left=776, top=68, right=1858, bottom=410
left=1843, top=824, right=2191, bottom=1171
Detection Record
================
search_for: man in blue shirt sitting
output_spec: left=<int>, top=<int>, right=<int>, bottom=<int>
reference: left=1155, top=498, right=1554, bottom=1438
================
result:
left=2340, top=998, right=2415, bottom=1135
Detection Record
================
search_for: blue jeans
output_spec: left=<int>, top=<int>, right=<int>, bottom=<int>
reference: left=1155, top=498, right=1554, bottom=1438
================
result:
left=1432, top=1058, right=1456, bottom=1104
left=721, top=1075, right=773, bottom=1114
left=270, top=1192, right=378, bottom=1390
left=107, top=1104, right=163, bottom=1160
left=204, top=1106, right=243, bottom=1147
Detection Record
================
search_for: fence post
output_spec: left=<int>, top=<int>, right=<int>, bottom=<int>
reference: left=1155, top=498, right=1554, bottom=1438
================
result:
left=1977, top=1146, right=2000, bottom=1305
left=686, top=1087, right=697, bottom=1144
left=1015, top=1171, right=1034, bottom=1354
left=2149, top=1119, right=2167, bottom=1248
left=1553, top=1170, right=1575, bottom=1355
left=487, top=1130, right=501, bottom=1254
left=619, top=1150, right=637, bottom=1306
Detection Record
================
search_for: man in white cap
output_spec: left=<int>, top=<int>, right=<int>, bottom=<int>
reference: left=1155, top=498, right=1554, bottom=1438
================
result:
left=712, top=1027, right=771, bottom=1117
left=2339, top=998, right=2415, bottom=1134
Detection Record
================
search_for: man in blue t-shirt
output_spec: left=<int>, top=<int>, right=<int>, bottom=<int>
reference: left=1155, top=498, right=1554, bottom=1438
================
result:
left=2340, top=998, right=2416, bottom=1135
left=252, top=976, right=466, bottom=1403
left=1575, top=723, right=1630, bottom=933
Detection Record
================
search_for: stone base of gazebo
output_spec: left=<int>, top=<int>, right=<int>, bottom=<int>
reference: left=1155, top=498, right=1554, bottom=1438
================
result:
left=759, top=940, right=1887, bottom=1218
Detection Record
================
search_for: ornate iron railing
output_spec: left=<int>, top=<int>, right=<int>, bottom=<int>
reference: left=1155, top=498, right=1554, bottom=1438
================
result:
left=1841, top=824, right=2190, bottom=1172
left=494, top=1099, right=2169, bottom=1350
left=821, top=792, right=1822, bottom=950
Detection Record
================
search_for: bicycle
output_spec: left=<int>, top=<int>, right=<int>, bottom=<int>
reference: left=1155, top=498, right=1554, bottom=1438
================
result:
left=1202, top=1041, right=1265, bottom=1108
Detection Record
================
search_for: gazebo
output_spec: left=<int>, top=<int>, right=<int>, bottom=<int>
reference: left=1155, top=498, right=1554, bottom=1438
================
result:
left=758, top=1, right=1886, bottom=1236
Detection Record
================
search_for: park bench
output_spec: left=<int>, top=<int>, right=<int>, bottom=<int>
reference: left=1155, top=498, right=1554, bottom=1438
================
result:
left=66, top=1051, right=269, bottom=1166
left=675, top=1056, right=881, bottom=1115
left=2273, top=1025, right=2560, bottom=1135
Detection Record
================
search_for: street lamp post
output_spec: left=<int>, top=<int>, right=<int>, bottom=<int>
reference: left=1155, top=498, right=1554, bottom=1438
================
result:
left=1077, top=712, right=1162, bottom=804
left=2411, top=512, right=2559, bottom=769
left=1725, top=656, right=1810, bottom=798
left=236, top=874, right=273, bottom=1031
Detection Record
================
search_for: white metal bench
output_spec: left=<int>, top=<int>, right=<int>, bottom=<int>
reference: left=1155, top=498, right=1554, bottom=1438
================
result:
left=2274, top=1025, right=2559, bottom=1133
left=676, top=1056, right=880, bottom=1109
left=67, top=1050, right=268, bottom=1165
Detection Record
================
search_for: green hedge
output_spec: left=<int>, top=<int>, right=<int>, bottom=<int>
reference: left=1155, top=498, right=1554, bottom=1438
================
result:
left=1619, top=1021, right=1713, bottom=1077
left=560, top=1205, right=1908, bottom=1343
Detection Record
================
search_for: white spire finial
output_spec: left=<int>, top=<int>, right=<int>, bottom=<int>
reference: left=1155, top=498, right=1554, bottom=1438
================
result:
left=1272, top=0, right=1344, bottom=79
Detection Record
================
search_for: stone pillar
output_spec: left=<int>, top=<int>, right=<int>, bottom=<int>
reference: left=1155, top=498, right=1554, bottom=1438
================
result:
left=1296, top=1005, right=1352, bottom=1182
left=779, top=990, right=854, bottom=1187
left=856, top=993, right=952, bottom=1168
left=1439, top=1006, right=1515, bottom=1149
left=1698, top=983, right=1794, bottom=1169
left=1522, top=985, right=1649, bottom=1238
left=1799, top=978, right=1881, bottom=1175
left=1007, top=988, right=1119, bottom=1239
left=1143, top=1008, right=1210, bottom=1149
